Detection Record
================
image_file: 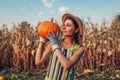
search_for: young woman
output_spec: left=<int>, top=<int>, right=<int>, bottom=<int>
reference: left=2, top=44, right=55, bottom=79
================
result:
left=35, top=13, right=84, bottom=80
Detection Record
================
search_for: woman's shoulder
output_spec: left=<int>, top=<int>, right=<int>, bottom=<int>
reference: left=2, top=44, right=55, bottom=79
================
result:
left=68, top=43, right=79, bottom=52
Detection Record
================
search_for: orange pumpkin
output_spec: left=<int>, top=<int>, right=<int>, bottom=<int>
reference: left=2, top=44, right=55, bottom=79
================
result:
left=38, top=18, right=60, bottom=38
left=0, top=76, right=4, bottom=80
left=83, top=69, right=94, bottom=74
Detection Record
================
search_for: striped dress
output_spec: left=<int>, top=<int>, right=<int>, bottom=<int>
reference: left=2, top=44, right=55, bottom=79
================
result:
left=45, top=43, right=80, bottom=80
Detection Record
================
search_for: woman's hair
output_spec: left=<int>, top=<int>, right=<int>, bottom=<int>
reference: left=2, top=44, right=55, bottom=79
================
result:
left=64, top=16, right=83, bottom=45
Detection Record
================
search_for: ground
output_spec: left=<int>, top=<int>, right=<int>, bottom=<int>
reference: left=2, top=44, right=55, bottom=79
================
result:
left=0, top=68, right=120, bottom=80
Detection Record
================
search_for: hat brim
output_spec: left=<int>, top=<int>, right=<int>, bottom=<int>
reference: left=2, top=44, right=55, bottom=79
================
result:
left=62, top=13, right=83, bottom=36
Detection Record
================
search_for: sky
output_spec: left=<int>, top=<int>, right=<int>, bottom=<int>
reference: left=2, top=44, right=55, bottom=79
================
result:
left=0, top=0, right=120, bottom=29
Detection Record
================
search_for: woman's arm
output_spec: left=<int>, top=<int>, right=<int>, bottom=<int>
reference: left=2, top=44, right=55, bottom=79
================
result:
left=55, top=47, right=84, bottom=70
left=47, top=32, right=84, bottom=70
left=35, top=42, right=52, bottom=66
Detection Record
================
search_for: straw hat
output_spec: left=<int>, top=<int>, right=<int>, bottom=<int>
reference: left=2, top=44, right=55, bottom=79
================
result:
left=62, top=13, right=83, bottom=36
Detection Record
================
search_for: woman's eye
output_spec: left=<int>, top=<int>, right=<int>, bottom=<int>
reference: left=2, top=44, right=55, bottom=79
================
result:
left=66, top=24, right=71, bottom=27
left=63, top=23, right=72, bottom=27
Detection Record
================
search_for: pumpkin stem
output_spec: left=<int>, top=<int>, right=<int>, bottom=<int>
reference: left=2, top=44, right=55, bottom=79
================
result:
left=51, top=17, right=54, bottom=22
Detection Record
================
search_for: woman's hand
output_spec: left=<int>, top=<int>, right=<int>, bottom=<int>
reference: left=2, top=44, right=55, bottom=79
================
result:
left=39, top=36, right=46, bottom=43
left=47, top=31, right=60, bottom=51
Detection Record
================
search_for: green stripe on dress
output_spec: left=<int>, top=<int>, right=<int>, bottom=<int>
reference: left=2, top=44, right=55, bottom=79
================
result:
left=53, top=60, right=60, bottom=79
left=49, top=53, right=57, bottom=78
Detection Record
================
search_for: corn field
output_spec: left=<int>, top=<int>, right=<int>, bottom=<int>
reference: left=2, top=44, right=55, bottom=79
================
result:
left=0, top=15, right=120, bottom=74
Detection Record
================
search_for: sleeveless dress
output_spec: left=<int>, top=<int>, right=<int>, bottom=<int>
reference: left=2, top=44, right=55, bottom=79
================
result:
left=45, top=43, right=80, bottom=80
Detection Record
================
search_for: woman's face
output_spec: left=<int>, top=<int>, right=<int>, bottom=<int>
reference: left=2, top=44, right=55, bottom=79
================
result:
left=62, top=19, right=78, bottom=37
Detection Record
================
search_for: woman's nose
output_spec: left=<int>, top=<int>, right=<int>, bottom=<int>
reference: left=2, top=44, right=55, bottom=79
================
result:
left=62, top=25, right=66, bottom=29
left=62, top=27, right=65, bottom=31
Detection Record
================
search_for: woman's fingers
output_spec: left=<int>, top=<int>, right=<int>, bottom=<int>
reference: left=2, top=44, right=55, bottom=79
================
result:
left=56, top=32, right=59, bottom=37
